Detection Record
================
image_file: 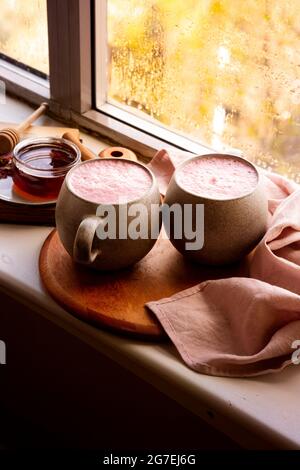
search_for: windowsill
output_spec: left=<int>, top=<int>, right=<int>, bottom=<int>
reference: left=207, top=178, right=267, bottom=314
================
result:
left=1, top=97, right=300, bottom=450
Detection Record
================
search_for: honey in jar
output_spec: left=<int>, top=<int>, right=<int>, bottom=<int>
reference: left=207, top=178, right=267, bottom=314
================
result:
left=12, top=137, right=80, bottom=200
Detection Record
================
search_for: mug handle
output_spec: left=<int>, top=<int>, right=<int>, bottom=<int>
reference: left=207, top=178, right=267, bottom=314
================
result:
left=73, top=215, right=104, bottom=265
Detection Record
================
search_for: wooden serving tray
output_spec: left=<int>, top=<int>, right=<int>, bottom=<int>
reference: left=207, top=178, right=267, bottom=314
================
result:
left=39, top=230, right=243, bottom=339
left=0, top=200, right=55, bottom=225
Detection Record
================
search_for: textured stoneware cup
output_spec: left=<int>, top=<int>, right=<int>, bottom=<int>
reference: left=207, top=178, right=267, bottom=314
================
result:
left=164, top=154, right=268, bottom=265
left=56, top=158, right=161, bottom=271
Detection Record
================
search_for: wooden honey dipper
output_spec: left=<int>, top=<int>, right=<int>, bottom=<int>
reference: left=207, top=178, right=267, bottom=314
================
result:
left=62, top=131, right=97, bottom=161
left=62, top=131, right=137, bottom=162
left=99, top=146, right=137, bottom=161
left=0, top=102, right=49, bottom=156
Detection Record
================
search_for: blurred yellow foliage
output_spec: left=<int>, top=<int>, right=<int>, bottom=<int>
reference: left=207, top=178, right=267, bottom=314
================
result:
left=0, top=0, right=48, bottom=74
left=108, top=0, right=300, bottom=181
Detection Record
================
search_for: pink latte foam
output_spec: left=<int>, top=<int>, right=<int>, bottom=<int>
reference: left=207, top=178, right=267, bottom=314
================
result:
left=177, top=156, right=258, bottom=199
left=69, top=159, right=152, bottom=204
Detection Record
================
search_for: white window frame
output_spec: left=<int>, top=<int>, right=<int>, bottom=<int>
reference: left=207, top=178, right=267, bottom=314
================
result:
left=0, top=0, right=213, bottom=159
left=0, top=57, right=50, bottom=105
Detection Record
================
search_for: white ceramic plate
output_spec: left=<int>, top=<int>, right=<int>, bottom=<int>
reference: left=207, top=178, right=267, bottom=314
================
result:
left=0, top=170, right=56, bottom=206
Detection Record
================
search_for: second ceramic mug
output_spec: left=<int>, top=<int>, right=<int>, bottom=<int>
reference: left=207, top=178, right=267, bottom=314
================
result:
left=56, top=158, right=161, bottom=270
left=164, top=154, right=268, bottom=265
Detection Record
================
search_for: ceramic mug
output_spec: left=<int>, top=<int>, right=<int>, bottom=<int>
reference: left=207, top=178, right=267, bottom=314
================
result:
left=164, top=154, right=268, bottom=265
left=55, top=158, right=161, bottom=270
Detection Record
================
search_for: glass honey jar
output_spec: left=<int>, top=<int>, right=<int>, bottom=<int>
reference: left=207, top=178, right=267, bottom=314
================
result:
left=12, top=137, right=81, bottom=200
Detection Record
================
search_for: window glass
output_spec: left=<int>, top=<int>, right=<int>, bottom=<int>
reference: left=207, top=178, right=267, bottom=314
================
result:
left=0, top=0, right=49, bottom=76
left=106, top=0, right=300, bottom=181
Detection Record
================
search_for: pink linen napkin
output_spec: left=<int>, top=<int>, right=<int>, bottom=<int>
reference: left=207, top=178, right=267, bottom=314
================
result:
left=146, top=150, right=300, bottom=377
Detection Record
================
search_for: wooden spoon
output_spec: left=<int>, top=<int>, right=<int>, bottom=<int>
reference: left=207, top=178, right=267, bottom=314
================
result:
left=0, top=102, right=49, bottom=155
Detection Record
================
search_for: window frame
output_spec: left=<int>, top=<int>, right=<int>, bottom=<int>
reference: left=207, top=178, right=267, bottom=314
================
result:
left=0, top=58, right=50, bottom=105
left=0, top=0, right=212, bottom=159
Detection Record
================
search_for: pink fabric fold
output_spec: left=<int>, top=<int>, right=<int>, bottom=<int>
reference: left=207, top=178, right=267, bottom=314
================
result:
left=146, top=149, right=300, bottom=377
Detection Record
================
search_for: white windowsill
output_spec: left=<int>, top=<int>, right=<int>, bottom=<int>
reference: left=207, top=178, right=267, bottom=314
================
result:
left=0, top=98, right=300, bottom=450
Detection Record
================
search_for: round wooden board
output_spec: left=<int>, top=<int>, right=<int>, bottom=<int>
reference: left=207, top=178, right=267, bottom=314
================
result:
left=39, top=230, right=241, bottom=339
